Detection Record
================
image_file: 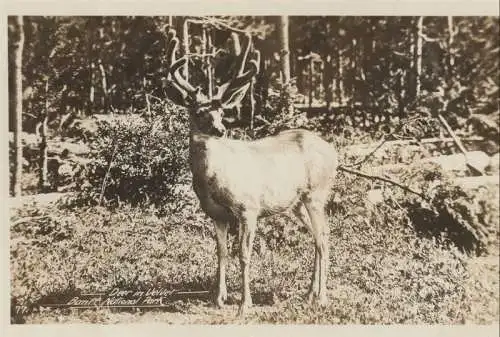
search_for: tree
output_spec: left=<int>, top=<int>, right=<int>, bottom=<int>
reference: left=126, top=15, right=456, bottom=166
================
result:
left=11, top=16, right=24, bottom=197
left=414, top=16, right=424, bottom=98
left=278, top=16, right=293, bottom=115
left=39, top=77, right=50, bottom=192
left=279, top=16, right=291, bottom=85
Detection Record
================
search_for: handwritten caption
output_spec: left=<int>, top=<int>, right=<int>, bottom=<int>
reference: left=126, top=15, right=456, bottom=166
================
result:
left=41, top=287, right=208, bottom=309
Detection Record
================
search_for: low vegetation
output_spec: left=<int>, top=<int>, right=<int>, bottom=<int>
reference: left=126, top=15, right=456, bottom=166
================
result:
left=10, top=109, right=499, bottom=324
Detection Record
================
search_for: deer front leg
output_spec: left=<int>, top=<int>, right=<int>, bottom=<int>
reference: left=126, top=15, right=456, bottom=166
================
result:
left=237, top=210, right=257, bottom=317
left=304, top=200, right=330, bottom=306
left=214, top=221, right=229, bottom=308
left=293, top=204, right=320, bottom=302
left=308, top=249, right=320, bottom=303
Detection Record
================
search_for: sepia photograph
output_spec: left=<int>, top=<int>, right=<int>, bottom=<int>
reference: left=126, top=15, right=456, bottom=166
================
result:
left=7, top=13, right=499, bottom=325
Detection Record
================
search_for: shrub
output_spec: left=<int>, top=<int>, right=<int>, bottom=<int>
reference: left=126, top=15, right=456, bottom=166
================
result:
left=386, top=162, right=500, bottom=255
left=74, top=102, right=190, bottom=210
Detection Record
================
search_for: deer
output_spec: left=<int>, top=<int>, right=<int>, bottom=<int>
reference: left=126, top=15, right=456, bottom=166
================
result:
left=163, top=28, right=339, bottom=316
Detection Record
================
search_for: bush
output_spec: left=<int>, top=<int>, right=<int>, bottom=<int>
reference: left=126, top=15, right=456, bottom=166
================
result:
left=74, top=102, right=190, bottom=210
left=384, top=162, right=500, bottom=255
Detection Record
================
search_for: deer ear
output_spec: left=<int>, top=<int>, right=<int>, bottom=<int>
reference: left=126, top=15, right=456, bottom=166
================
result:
left=220, top=82, right=251, bottom=109
left=213, top=83, right=230, bottom=100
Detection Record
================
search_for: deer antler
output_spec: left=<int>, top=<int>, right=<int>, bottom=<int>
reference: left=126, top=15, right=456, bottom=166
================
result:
left=164, top=32, right=210, bottom=106
left=215, top=33, right=261, bottom=109
left=164, top=28, right=259, bottom=110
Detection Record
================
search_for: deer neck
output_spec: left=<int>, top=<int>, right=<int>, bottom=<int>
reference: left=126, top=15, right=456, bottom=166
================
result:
left=188, top=116, right=210, bottom=169
left=189, top=115, right=207, bottom=144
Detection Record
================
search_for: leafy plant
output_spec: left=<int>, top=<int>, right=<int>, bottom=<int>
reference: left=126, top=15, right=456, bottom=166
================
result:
left=73, top=102, right=190, bottom=211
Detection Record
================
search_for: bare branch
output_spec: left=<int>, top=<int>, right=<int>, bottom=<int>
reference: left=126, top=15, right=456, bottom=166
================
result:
left=338, top=166, right=428, bottom=201
left=99, top=141, right=119, bottom=206
left=437, top=114, right=484, bottom=176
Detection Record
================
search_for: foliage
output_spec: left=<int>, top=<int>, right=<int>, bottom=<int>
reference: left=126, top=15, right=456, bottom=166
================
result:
left=73, top=102, right=190, bottom=210
left=8, top=16, right=498, bottom=136
left=396, top=163, right=500, bottom=255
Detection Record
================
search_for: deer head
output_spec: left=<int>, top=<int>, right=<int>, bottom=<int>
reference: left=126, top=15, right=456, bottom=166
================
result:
left=164, top=29, right=260, bottom=136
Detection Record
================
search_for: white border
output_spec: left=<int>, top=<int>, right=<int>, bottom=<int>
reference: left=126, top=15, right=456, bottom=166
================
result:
left=3, top=0, right=500, bottom=16
left=1, top=1, right=499, bottom=336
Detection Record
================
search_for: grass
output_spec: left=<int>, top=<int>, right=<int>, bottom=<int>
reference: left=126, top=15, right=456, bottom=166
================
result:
left=9, top=112, right=499, bottom=324
left=10, top=175, right=499, bottom=324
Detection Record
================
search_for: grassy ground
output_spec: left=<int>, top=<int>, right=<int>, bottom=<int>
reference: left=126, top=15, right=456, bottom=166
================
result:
left=10, top=175, right=499, bottom=324
left=9, top=113, right=499, bottom=324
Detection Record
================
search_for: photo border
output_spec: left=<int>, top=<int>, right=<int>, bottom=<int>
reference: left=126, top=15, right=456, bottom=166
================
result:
left=2, top=1, right=499, bottom=336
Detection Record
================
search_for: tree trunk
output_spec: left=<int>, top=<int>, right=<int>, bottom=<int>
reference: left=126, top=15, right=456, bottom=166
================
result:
left=98, top=59, right=108, bottom=112
left=182, top=19, right=189, bottom=80
left=350, top=38, right=357, bottom=107
left=279, top=16, right=291, bottom=86
left=89, top=61, right=95, bottom=110
left=12, top=16, right=24, bottom=197
left=87, top=17, right=96, bottom=116
left=250, top=79, right=256, bottom=130
left=336, top=46, right=344, bottom=106
left=447, top=16, right=455, bottom=77
left=409, top=18, right=416, bottom=101
left=278, top=16, right=293, bottom=115
left=319, top=59, right=324, bottom=104
left=324, top=55, right=333, bottom=109
left=398, top=71, right=406, bottom=119
left=415, top=16, right=424, bottom=98
left=39, top=78, right=50, bottom=192
left=309, top=57, right=313, bottom=109
left=362, top=20, right=374, bottom=108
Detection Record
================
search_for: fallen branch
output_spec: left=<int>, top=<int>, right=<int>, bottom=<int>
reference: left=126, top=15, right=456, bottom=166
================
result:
left=11, top=215, right=49, bottom=227
left=338, top=165, right=428, bottom=201
left=437, top=114, right=485, bottom=175
left=422, top=151, right=490, bottom=173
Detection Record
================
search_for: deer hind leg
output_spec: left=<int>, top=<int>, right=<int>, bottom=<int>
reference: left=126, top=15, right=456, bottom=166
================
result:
left=303, top=196, right=330, bottom=306
left=237, top=210, right=257, bottom=317
left=292, top=204, right=320, bottom=303
left=214, top=220, right=229, bottom=308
